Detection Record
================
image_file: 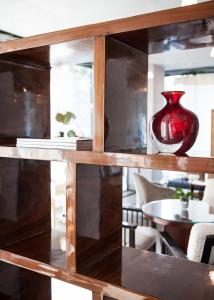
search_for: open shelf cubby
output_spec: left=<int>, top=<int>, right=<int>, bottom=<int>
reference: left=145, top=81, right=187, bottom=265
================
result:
left=0, top=158, right=67, bottom=271
left=0, top=2, right=213, bottom=300
left=0, top=38, right=94, bottom=147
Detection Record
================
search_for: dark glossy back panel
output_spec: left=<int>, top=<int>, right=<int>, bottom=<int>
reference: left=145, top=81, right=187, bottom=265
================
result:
left=76, top=164, right=122, bottom=271
left=105, top=37, right=148, bottom=153
left=0, top=158, right=51, bottom=246
left=111, top=17, right=214, bottom=54
left=0, top=58, right=50, bottom=144
left=0, top=262, right=51, bottom=300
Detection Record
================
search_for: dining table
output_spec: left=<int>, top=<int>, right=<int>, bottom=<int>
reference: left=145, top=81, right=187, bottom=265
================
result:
left=142, top=199, right=214, bottom=253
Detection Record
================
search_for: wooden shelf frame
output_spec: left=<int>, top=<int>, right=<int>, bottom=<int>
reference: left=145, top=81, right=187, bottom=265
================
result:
left=0, top=3, right=213, bottom=300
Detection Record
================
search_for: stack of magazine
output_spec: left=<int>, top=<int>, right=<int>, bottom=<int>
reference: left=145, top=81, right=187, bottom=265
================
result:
left=16, top=137, right=92, bottom=151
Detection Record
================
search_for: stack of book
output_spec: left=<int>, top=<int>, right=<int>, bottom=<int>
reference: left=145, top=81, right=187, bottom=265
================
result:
left=16, top=137, right=92, bottom=151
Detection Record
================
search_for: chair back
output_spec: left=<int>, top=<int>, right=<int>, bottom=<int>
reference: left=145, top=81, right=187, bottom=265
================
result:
left=187, top=223, right=214, bottom=264
left=202, top=179, right=214, bottom=213
left=134, top=173, right=174, bottom=206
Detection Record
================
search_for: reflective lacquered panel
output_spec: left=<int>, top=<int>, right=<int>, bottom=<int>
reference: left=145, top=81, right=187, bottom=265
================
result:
left=143, top=199, right=214, bottom=223
left=0, top=158, right=67, bottom=270
left=0, top=37, right=94, bottom=146
left=76, top=164, right=122, bottom=271
left=105, top=37, right=147, bottom=153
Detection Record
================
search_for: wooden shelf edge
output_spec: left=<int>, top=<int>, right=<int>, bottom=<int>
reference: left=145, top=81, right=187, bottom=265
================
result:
left=0, top=249, right=65, bottom=277
left=0, top=146, right=214, bottom=173
left=0, top=2, right=213, bottom=53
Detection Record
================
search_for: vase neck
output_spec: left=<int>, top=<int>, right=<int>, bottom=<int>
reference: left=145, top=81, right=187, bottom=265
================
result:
left=162, top=91, right=185, bottom=105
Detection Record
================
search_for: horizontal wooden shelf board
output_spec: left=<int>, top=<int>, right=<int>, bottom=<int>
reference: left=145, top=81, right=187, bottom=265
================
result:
left=0, top=231, right=66, bottom=271
left=0, top=146, right=214, bottom=173
left=79, top=246, right=214, bottom=300
left=0, top=2, right=213, bottom=54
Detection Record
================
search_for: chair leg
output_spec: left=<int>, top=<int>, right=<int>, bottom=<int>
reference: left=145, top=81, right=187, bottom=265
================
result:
left=129, top=228, right=135, bottom=248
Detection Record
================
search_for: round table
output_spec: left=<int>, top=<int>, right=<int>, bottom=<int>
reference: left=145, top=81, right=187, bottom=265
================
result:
left=142, top=199, right=214, bottom=252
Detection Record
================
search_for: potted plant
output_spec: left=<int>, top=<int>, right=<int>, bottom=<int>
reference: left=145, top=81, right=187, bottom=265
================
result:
left=55, top=111, right=77, bottom=137
left=173, top=187, right=193, bottom=209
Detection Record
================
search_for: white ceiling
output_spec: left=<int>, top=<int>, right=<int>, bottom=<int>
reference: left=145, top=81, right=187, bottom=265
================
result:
left=0, top=0, right=209, bottom=37
left=150, top=47, right=214, bottom=71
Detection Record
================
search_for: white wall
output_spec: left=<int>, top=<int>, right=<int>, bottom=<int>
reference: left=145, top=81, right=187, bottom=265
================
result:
left=165, top=74, right=214, bottom=157
left=52, top=278, right=92, bottom=300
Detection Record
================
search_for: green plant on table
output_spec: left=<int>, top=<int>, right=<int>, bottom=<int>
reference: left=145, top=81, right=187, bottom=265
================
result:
left=173, top=187, right=193, bottom=202
left=55, top=111, right=77, bottom=137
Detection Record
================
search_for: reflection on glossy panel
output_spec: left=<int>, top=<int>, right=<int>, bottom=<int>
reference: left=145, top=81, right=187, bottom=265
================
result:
left=0, top=59, right=50, bottom=142
left=105, top=37, right=148, bottom=153
left=76, top=164, right=122, bottom=271
left=0, top=158, right=51, bottom=246
left=111, top=17, right=214, bottom=54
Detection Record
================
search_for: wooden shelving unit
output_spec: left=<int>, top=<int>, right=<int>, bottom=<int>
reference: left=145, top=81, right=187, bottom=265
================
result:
left=0, top=2, right=213, bottom=300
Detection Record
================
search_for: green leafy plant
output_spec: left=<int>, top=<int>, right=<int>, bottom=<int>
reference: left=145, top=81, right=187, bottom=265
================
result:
left=173, top=187, right=193, bottom=202
left=55, top=111, right=77, bottom=137
left=55, top=112, right=76, bottom=124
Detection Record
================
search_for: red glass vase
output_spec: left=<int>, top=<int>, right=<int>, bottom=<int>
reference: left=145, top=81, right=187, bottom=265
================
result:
left=150, top=91, right=199, bottom=155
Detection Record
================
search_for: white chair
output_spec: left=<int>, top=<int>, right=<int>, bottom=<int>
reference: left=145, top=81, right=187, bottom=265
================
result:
left=161, top=223, right=214, bottom=264
left=202, top=178, right=214, bottom=213
left=134, top=173, right=174, bottom=206
left=187, top=223, right=214, bottom=263
left=123, top=174, right=173, bottom=253
left=135, top=226, right=162, bottom=253
left=122, top=220, right=161, bottom=253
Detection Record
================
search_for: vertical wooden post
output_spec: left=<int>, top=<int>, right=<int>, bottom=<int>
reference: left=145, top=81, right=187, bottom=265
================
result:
left=93, top=292, right=103, bottom=300
left=66, top=161, right=76, bottom=272
left=93, top=36, right=105, bottom=152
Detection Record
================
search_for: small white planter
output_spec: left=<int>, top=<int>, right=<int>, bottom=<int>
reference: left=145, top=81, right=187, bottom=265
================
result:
left=181, top=200, right=189, bottom=210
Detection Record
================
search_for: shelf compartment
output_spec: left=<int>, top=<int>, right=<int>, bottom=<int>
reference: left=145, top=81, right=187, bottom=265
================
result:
left=79, top=246, right=214, bottom=300
left=0, top=157, right=69, bottom=272
left=0, top=38, right=94, bottom=147
left=104, top=37, right=147, bottom=154
left=76, top=164, right=122, bottom=271
left=106, top=11, right=214, bottom=156
left=0, top=158, right=51, bottom=247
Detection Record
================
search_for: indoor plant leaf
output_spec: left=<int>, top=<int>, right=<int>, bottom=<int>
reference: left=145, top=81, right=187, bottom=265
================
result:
left=67, top=129, right=77, bottom=137
left=55, top=113, right=64, bottom=123
left=63, top=111, right=76, bottom=124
